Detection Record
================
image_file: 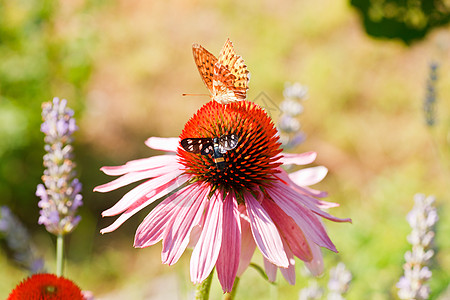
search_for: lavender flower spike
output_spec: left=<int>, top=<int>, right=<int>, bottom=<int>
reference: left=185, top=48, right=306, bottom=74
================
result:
left=423, top=62, right=438, bottom=127
left=0, top=206, right=44, bottom=273
left=327, top=262, right=352, bottom=300
left=397, top=194, right=438, bottom=300
left=277, top=82, right=308, bottom=149
left=36, top=97, right=82, bottom=235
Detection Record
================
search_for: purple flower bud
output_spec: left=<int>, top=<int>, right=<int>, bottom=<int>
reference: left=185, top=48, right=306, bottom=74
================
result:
left=36, top=98, right=82, bottom=236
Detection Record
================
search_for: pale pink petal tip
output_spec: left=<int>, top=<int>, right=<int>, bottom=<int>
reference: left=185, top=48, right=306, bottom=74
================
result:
left=289, top=166, right=328, bottom=186
left=305, top=243, right=324, bottom=276
left=278, top=151, right=317, bottom=165
left=145, top=137, right=179, bottom=152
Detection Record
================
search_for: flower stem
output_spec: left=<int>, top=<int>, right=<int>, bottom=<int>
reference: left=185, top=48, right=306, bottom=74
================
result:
left=195, top=270, right=214, bottom=300
left=56, top=234, right=64, bottom=276
left=223, top=277, right=240, bottom=300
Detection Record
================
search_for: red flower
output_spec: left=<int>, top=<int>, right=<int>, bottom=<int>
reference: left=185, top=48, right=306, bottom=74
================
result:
left=8, top=273, right=84, bottom=300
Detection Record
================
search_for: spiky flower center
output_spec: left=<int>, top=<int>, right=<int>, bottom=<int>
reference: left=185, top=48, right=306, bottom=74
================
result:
left=7, top=273, right=83, bottom=300
left=178, top=101, right=282, bottom=194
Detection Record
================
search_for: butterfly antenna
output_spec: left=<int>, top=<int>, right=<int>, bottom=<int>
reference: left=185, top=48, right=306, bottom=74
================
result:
left=182, top=93, right=210, bottom=97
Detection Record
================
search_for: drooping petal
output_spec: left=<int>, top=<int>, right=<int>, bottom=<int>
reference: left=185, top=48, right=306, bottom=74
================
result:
left=263, top=258, right=277, bottom=282
left=275, top=168, right=329, bottom=199
left=145, top=137, right=179, bottom=152
left=272, top=183, right=351, bottom=224
left=98, top=155, right=178, bottom=176
left=190, top=191, right=224, bottom=284
left=266, top=185, right=338, bottom=252
left=288, top=166, right=328, bottom=186
left=162, top=183, right=210, bottom=265
left=279, top=240, right=296, bottom=285
left=263, top=239, right=297, bottom=285
left=236, top=207, right=256, bottom=277
left=216, top=192, right=241, bottom=293
left=244, top=192, right=289, bottom=268
left=262, top=198, right=312, bottom=262
left=304, top=239, right=324, bottom=276
left=276, top=151, right=317, bottom=165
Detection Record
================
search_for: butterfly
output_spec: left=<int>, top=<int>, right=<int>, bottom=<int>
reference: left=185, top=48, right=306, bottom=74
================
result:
left=192, top=39, right=250, bottom=105
left=180, top=133, right=239, bottom=171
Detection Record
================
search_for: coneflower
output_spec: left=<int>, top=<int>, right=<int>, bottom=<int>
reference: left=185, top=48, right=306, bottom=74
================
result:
left=95, top=100, right=351, bottom=294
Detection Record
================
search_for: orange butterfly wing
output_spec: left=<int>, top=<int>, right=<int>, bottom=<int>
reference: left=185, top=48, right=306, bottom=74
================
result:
left=192, top=44, right=218, bottom=95
left=217, top=38, right=250, bottom=100
left=192, top=39, right=249, bottom=104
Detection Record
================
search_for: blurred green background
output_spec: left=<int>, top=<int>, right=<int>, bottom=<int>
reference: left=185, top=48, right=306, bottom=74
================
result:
left=1, top=0, right=449, bottom=299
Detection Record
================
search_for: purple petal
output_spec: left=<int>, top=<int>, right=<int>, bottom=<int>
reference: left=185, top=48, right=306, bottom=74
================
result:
left=266, top=185, right=338, bottom=252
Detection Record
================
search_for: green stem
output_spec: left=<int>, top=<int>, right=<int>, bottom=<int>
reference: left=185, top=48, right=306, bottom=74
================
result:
left=195, top=270, right=214, bottom=300
left=223, top=277, right=240, bottom=300
left=56, top=234, right=64, bottom=276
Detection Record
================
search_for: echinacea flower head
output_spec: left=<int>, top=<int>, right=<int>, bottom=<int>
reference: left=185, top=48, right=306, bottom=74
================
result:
left=8, top=273, right=84, bottom=300
left=95, top=100, right=351, bottom=293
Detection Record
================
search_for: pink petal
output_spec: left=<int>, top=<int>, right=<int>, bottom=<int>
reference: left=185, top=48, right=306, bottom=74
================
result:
left=145, top=137, right=179, bottom=152
left=236, top=208, right=256, bottom=276
left=244, top=192, right=289, bottom=268
left=266, top=185, right=338, bottom=252
left=190, top=192, right=224, bottom=284
left=274, top=183, right=351, bottom=224
left=94, top=163, right=181, bottom=193
left=263, top=258, right=277, bottom=282
left=133, top=190, right=186, bottom=248
left=98, top=155, right=178, bottom=176
left=304, top=240, right=324, bottom=276
left=275, top=168, right=329, bottom=199
left=100, top=175, right=190, bottom=234
left=276, top=151, right=317, bottom=165
left=263, top=243, right=296, bottom=285
left=262, top=198, right=312, bottom=262
left=161, top=183, right=210, bottom=265
left=102, top=171, right=187, bottom=217
left=216, top=192, right=241, bottom=293
left=288, top=166, right=328, bottom=186
left=188, top=225, right=202, bottom=249
left=279, top=241, right=296, bottom=285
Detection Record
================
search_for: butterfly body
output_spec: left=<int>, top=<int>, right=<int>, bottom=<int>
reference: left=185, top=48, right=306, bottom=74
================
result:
left=180, top=134, right=239, bottom=171
left=192, top=39, right=249, bottom=104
